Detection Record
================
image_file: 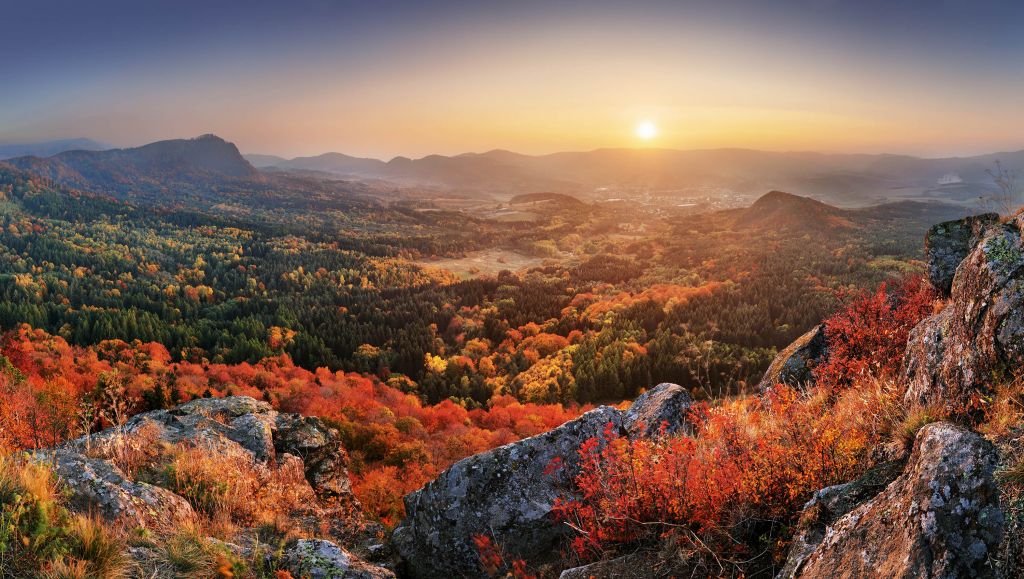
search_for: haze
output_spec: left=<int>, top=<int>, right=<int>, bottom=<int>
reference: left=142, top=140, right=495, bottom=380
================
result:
left=4, top=0, right=1024, bottom=159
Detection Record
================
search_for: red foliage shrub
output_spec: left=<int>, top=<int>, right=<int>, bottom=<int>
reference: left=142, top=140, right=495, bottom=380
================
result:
left=555, top=383, right=892, bottom=571
left=813, top=275, right=935, bottom=393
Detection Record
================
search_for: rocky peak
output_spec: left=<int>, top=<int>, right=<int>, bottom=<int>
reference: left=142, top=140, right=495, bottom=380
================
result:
left=905, top=215, right=1024, bottom=413
left=924, top=213, right=1000, bottom=296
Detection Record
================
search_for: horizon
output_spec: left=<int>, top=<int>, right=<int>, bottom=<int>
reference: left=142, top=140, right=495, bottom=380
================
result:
left=5, top=0, right=1024, bottom=158
left=6, top=133, right=1024, bottom=164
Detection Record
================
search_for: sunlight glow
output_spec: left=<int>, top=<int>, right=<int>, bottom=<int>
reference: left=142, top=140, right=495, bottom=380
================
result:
left=636, top=121, right=658, bottom=140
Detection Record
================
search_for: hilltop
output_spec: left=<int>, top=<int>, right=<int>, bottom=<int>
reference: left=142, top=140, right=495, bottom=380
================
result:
left=6, top=134, right=259, bottom=200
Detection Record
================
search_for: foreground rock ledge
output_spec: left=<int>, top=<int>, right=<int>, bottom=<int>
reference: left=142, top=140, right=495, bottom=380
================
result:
left=784, top=422, right=1003, bottom=579
left=392, top=406, right=623, bottom=578
left=393, top=382, right=692, bottom=578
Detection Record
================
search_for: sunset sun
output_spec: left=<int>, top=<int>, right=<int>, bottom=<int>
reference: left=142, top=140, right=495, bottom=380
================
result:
left=635, top=120, right=658, bottom=140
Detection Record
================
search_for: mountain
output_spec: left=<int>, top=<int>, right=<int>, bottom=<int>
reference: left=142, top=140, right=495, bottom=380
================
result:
left=6, top=134, right=260, bottom=199
left=248, top=146, right=1024, bottom=206
left=0, top=138, right=110, bottom=160
left=733, top=190, right=854, bottom=230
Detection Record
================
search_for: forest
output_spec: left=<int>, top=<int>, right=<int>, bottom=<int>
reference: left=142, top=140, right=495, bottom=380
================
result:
left=0, top=164, right=967, bottom=409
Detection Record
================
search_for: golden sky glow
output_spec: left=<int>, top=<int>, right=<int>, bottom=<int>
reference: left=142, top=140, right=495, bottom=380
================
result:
left=3, top=1, right=1024, bottom=159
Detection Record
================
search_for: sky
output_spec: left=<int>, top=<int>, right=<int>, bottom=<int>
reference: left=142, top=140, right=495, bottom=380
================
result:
left=3, top=0, right=1024, bottom=159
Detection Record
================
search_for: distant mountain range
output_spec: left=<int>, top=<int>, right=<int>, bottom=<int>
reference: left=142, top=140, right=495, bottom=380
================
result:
left=0, top=138, right=110, bottom=160
left=247, top=147, right=1024, bottom=206
left=3, top=134, right=1020, bottom=209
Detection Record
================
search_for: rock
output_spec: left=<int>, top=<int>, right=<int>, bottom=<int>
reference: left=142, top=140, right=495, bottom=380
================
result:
left=284, top=539, right=395, bottom=579
left=925, top=213, right=999, bottom=296
left=757, top=324, right=828, bottom=391
left=42, top=396, right=360, bottom=532
left=33, top=449, right=195, bottom=530
left=558, top=550, right=678, bottom=578
left=904, top=220, right=1024, bottom=412
left=788, top=422, right=1002, bottom=578
left=623, top=382, right=692, bottom=439
left=778, top=460, right=904, bottom=578
left=275, top=413, right=357, bottom=505
left=392, top=406, right=624, bottom=579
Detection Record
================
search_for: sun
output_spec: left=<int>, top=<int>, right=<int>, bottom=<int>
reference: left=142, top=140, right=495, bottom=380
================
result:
left=635, top=120, right=658, bottom=140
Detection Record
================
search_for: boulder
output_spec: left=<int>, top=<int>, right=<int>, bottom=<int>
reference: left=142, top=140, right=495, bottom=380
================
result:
left=924, top=213, right=999, bottom=296
left=275, top=413, right=356, bottom=504
left=392, top=406, right=624, bottom=579
left=34, top=449, right=196, bottom=530
left=904, top=220, right=1024, bottom=411
left=787, top=422, right=1002, bottom=578
left=623, top=382, right=692, bottom=439
left=558, top=550, right=677, bottom=578
left=778, top=460, right=904, bottom=578
left=757, top=324, right=828, bottom=391
left=284, top=539, right=395, bottom=579
left=43, top=396, right=360, bottom=530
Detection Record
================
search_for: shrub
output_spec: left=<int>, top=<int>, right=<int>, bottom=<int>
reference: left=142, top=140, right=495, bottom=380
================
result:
left=554, top=381, right=898, bottom=574
left=813, top=275, right=935, bottom=393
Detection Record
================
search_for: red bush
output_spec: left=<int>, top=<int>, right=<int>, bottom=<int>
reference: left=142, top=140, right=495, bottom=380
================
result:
left=813, top=275, right=935, bottom=393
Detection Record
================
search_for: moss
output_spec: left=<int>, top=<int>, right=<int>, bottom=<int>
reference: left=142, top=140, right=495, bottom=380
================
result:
left=985, top=235, right=1024, bottom=275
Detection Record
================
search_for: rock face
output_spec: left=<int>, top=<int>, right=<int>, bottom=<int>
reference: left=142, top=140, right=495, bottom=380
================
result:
left=778, top=460, right=905, bottom=578
left=558, top=551, right=677, bottom=578
left=757, top=324, right=828, bottom=391
left=786, top=422, right=1002, bottom=579
left=285, top=539, right=395, bottom=579
left=904, top=219, right=1024, bottom=411
left=392, top=406, right=624, bottom=579
left=623, top=382, right=693, bottom=438
left=35, top=449, right=196, bottom=530
left=39, top=396, right=360, bottom=528
left=924, top=213, right=999, bottom=296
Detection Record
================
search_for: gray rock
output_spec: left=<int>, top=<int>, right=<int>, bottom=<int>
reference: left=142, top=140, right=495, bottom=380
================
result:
left=777, top=460, right=904, bottom=579
left=789, top=422, right=1002, bottom=578
left=285, top=539, right=395, bottom=579
left=559, top=550, right=678, bottom=578
left=43, top=396, right=360, bottom=531
left=33, top=449, right=195, bottom=530
left=392, top=406, right=624, bottom=579
left=275, top=413, right=357, bottom=507
left=925, top=213, right=999, bottom=296
left=758, top=324, right=828, bottom=391
left=623, top=382, right=692, bottom=439
left=904, top=221, right=1024, bottom=411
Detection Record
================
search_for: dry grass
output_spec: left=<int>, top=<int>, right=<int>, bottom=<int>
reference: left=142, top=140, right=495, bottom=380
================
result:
left=85, top=422, right=164, bottom=480
left=161, top=443, right=314, bottom=533
left=1, top=456, right=130, bottom=579
left=894, top=404, right=948, bottom=451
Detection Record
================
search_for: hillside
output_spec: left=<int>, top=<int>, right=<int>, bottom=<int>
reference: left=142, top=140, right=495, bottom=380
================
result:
left=3, top=212, right=1024, bottom=577
left=6, top=134, right=259, bottom=200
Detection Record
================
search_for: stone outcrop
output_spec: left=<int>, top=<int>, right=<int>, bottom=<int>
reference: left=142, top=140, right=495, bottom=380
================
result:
left=392, top=406, right=624, bottom=578
left=623, top=382, right=692, bottom=438
left=778, top=460, right=905, bottom=578
left=558, top=551, right=679, bottom=578
left=904, top=219, right=1024, bottom=411
left=35, top=448, right=196, bottom=530
left=924, top=213, right=999, bottom=296
left=58, top=396, right=360, bottom=514
left=757, top=324, right=828, bottom=391
left=784, top=422, right=1002, bottom=578
left=284, top=539, right=395, bottom=579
